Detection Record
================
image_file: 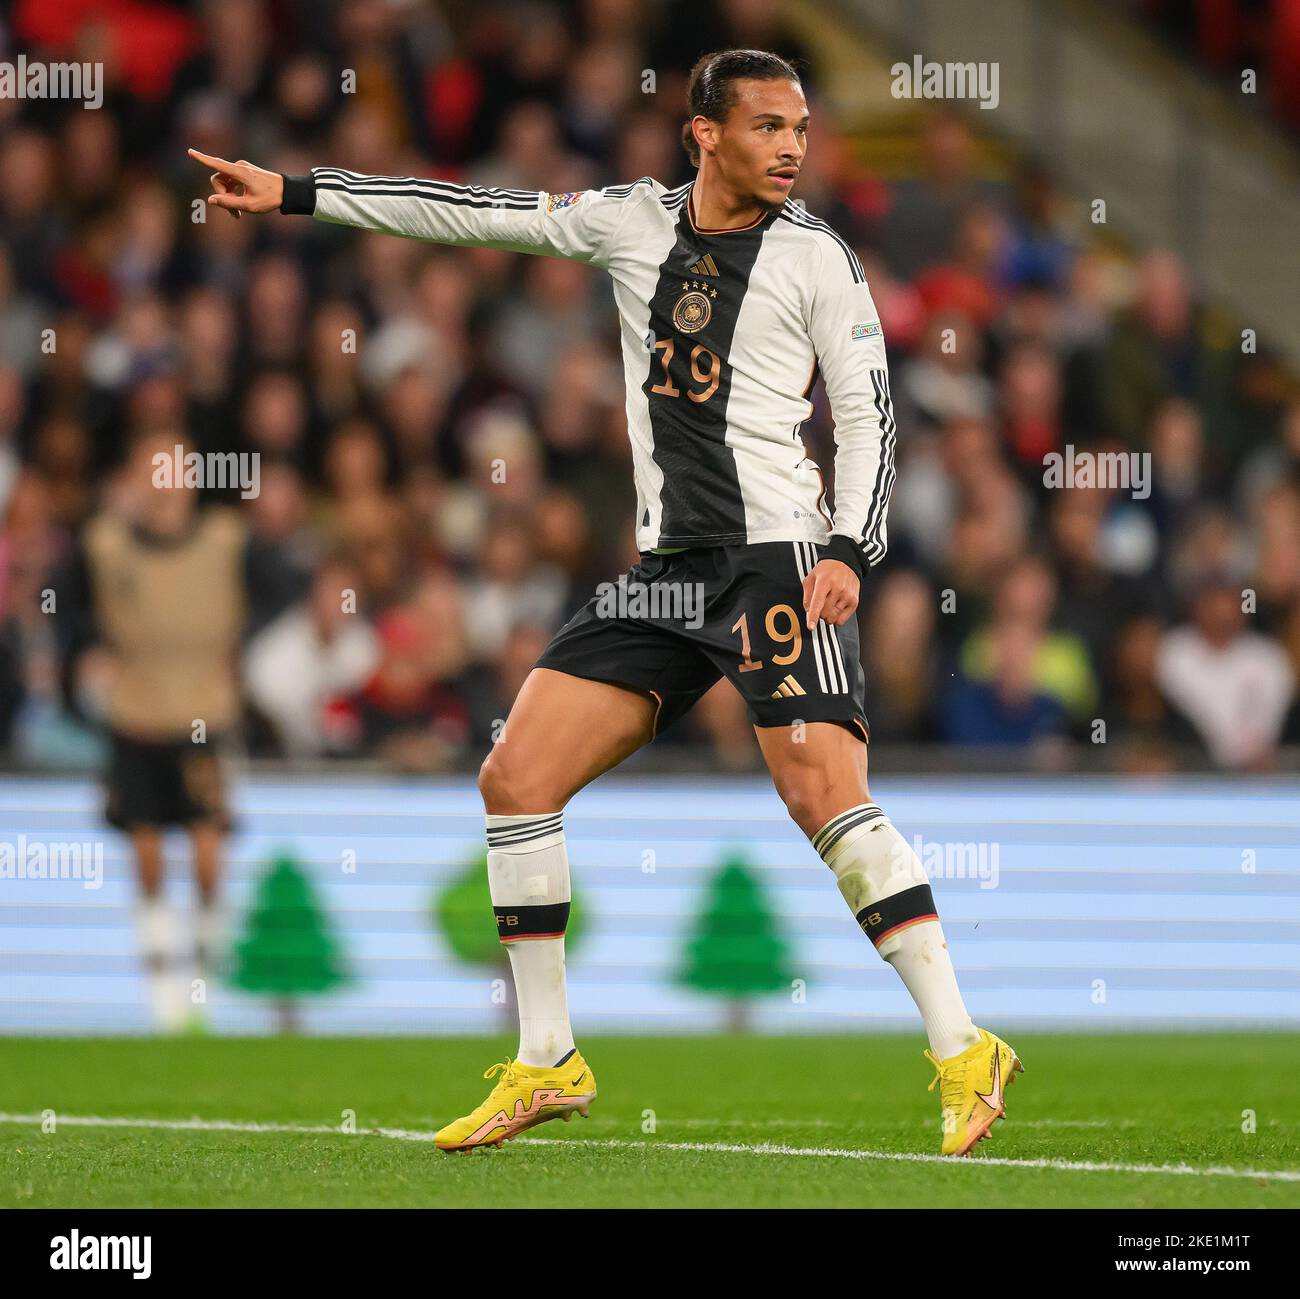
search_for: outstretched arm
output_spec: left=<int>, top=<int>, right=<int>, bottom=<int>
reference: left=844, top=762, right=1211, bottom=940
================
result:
left=188, top=149, right=285, bottom=216
left=187, top=150, right=636, bottom=269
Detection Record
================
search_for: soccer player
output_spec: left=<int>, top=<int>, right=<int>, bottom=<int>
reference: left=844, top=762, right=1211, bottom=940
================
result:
left=56, top=431, right=241, bottom=1031
left=189, top=48, right=1022, bottom=1156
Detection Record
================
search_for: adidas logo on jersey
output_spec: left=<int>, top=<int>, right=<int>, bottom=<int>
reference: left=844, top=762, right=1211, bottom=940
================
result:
left=687, top=254, right=720, bottom=277
left=770, top=675, right=806, bottom=699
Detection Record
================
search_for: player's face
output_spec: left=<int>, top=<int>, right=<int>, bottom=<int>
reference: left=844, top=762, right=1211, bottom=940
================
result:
left=716, top=78, right=808, bottom=207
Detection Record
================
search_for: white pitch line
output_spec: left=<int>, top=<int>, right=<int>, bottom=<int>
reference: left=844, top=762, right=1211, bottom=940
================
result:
left=653, top=1117, right=1126, bottom=1130
left=0, top=1113, right=438, bottom=1142
left=603, top=1118, right=1123, bottom=1128
left=529, top=1137, right=1300, bottom=1182
left=1, top=1111, right=1295, bottom=1182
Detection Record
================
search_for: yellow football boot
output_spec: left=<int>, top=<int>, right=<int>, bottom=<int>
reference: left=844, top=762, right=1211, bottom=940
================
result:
left=435, top=1051, right=596, bottom=1152
left=925, top=1027, right=1024, bottom=1157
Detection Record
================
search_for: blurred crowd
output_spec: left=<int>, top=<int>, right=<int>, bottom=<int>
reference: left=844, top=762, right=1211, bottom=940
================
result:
left=0, top=0, right=1297, bottom=774
left=1130, top=0, right=1300, bottom=134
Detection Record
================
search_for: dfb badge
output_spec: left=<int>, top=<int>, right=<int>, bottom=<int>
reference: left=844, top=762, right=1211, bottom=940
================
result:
left=673, top=289, right=712, bottom=334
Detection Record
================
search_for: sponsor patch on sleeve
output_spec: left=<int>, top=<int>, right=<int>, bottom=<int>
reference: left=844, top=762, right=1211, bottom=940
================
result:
left=546, top=191, right=585, bottom=213
left=850, top=320, right=882, bottom=340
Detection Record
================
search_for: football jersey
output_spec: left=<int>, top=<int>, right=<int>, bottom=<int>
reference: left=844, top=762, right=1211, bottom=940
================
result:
left=282, top=170, right=896, bottom=573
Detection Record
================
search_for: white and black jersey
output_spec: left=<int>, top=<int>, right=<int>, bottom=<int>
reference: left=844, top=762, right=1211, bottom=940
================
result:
left=281, top=170, right=896, bottom=575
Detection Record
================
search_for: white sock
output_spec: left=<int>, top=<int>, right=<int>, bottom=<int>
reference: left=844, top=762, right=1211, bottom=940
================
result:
left=137, top=895, right=175, bottom=969
left=485, top=812, right=576, bottom=1068
left=136, top=897, right=187, bottom=1032
left=886, top=921, right=979, bottom=1061
left=194, top=896, right=223, bottom=978
left=814, top=803, right=979, bottom=1061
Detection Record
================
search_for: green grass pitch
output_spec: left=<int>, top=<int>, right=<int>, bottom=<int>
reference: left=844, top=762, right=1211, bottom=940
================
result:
left=2, top=1034, right=1297, bottom=1208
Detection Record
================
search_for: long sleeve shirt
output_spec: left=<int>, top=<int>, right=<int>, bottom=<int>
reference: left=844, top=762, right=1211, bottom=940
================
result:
left=282, top=169, right=896, bottom=574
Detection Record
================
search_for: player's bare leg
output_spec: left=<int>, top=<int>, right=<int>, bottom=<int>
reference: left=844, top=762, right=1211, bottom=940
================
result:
left=478, top=667, right=657, bottom=813
left=435, top=669, right=657, bottom=1151
left=478, top=668, right=656, bottom=1058
left=133, top=826, right=165, bottom=895
left=188, top=821, right=225, bottom=1018
left=756, top=721, right=1022, bottom=1155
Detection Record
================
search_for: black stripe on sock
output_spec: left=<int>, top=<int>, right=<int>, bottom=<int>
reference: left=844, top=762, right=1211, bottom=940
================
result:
left=486, top=816, right=562, bottom=846
left=487, top=826, right=561, bottom=846
left=812, top=803, right=872, bottom=853
left=853, top=884, right=938, bottom=948
left=815, top=805, right=883, bottom=858
left=488, top=825, right=565, bottom=849
left=495, top=901, right=570, bottom=942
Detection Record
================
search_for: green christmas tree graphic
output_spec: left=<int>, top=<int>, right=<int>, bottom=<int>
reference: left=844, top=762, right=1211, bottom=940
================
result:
left=678, top=853, right=795, bottom=1032
left=230, top=850, right=349, bottom=1033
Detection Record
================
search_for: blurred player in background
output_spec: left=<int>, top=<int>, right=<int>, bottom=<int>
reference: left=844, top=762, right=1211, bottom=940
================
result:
left=190, top=48, right=1022, bottom=1156
left=56, top=431, right=248, bottom=1031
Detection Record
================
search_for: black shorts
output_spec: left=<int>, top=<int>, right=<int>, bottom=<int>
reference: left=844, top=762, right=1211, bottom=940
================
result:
left=105, top=731, right=232, bottom=831
left=537, top=542, right=869, bottom=741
